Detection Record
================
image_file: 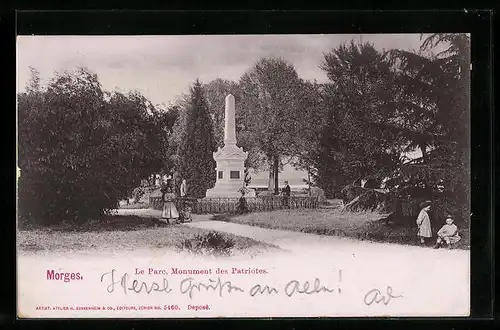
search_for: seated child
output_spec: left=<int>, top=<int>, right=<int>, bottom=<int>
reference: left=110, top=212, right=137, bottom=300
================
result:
left=433, top=215, right=461, bottom=249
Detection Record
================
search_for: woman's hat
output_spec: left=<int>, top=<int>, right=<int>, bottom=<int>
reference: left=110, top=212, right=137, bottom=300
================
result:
left=420, top=200, right=431, bottom=208
left=446, top=214, right=454, bottom=219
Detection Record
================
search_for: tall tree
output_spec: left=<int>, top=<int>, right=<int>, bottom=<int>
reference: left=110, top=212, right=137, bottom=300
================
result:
left=203, top=78, right=267, bottom=172
left=386, top=33, right=471, bottom=222
left=239, top=57, right=307, bottom=194
left=17, top=67, right=176, bottom=225
left=289, top=81, right=329, bottom=192
left=203, top=78, right=241, bottom=148
left=175, top=79, right=217, bottom=198
left=315, top=41, right=405, bottom=196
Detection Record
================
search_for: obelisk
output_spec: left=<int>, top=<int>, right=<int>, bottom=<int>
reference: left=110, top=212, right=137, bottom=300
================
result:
left=224, top=94, right=236, bottom=145
left=205, top=94, right=255, bottom=198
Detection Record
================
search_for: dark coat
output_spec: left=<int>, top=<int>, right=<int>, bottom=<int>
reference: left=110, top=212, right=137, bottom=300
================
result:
left=282, top=185, right=291, bottom=197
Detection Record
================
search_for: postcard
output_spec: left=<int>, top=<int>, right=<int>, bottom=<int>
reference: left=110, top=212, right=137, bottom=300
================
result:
left=16, top=34, right=471, bottom=318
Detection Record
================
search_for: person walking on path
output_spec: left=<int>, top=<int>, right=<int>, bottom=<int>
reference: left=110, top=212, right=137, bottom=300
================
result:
left=416, top=200, right=432, bottom=244
left=161, top=179, right=179, bottom=224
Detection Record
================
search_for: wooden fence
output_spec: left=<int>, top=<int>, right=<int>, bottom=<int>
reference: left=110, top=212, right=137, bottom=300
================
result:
left=149, top=196, right=319, bottom=214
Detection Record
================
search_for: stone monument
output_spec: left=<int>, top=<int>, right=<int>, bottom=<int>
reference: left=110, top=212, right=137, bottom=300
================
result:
left=206, top=94, right=255, bottom=198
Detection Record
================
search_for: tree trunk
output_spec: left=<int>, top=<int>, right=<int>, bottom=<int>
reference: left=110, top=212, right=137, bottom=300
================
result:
left=308, top=169, right=311, bottom=196
left=268, top=163, right=274, bottom=193
left=273, top=156, right=279, bottom=195
left=420, top=143, right=427, bottom=163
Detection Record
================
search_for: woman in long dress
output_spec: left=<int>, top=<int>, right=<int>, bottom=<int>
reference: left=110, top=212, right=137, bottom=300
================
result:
left=416, top=200, right=432, bottom=244
left=161, top=181, right=179, bottom=224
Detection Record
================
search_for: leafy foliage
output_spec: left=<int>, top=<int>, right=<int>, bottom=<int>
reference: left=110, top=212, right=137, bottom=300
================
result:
left=384, top=34, right=471, bottom=222
left=310, top=42, right=405, bottom=197
left=307, top=34, right=470, bottom=223
left=18, top=68, right=177, bottom=225
left=177, top=231, right=235, bottom=256
left=243, top=167, right=251, bottom=186
left=202, top=79, right=242, bottom=148
left=175, top=80, right=217, bottom=198
left=239, top=57, right=320, bottom=193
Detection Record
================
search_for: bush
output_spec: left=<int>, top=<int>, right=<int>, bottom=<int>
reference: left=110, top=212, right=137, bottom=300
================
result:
left=310, top=186, right=326, bottom=203
left=390, top=188, right=469, bottom=227
left=344, top=189, right=392, bottom=213
left=176, top=231, right=235, bottom=256
left=431, top=194, right=469, bottom=227
left=133, top=187, right=145, bottom=203
left=17, top=68, right=177, bottom=226
left=340, top=185, right=366, bottom=203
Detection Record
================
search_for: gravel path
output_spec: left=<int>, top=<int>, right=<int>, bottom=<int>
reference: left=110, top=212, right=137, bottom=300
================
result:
left=116, top=208, right=469, bottom=259
left=184, top=216, right=469, bottom=258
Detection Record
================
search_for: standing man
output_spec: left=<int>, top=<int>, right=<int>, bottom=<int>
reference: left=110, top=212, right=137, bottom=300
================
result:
left=281, top=180, right=291, bottom=208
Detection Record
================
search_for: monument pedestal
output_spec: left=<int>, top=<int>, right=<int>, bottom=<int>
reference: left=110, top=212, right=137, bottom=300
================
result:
left=205, top=144, right=255, bottom=197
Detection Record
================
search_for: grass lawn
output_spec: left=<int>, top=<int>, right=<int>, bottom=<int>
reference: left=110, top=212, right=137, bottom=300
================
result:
left=17, top=215, right=279, bottom=256
left=214, top=209, right=470, bottom=250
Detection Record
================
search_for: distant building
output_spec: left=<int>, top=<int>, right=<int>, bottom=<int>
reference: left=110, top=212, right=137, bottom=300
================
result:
left=247, top=163, right=309, bottom=192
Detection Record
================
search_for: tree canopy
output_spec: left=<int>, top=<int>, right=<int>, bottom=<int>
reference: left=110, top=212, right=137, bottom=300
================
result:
left=238, top=57, right=318, bottom=193
left=175, top=79, right=217, bottom=198
left=385, top=34, right=471, bottom=222
left=306, top=42, right=405, bottom=197
left=18, top=67, right=178, bottom=224
left=301, top=34, right=470, bottom=222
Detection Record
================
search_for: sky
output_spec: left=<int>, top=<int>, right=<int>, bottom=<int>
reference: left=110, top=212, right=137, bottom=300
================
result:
left=17, top=34, right=430, bottom=107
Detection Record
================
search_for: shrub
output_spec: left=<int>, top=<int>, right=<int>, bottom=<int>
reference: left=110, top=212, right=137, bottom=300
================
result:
left=344, top=189, right=392, bottom=213
left=310, top=186, right=326, bottom=203
left=17, top=68, right=177, bottom=225
left=177, top=231, right=235, bottom=256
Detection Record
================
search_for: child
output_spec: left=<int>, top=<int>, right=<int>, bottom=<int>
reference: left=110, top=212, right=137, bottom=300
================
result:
left=416, top=200, right=432, bottom=244
left=433, top=215, right=461, bottom=249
